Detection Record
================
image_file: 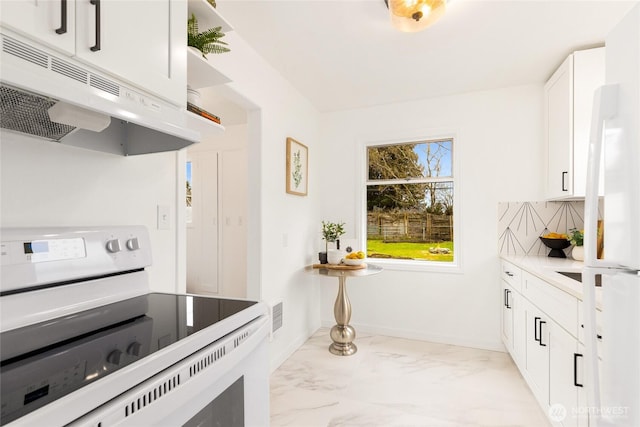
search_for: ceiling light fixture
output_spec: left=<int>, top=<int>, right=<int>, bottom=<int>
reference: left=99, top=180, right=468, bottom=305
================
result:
left=385, top=0, right=448, bottom=32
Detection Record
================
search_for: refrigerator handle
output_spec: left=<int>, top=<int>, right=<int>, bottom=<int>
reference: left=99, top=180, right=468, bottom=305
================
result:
left=584, top=84, right=618, bottom=266
left=583, top=85, right=618, bottom=427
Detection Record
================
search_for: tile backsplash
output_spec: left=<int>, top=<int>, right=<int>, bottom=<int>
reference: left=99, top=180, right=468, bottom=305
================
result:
left=498, top=201, right=585, bottom=256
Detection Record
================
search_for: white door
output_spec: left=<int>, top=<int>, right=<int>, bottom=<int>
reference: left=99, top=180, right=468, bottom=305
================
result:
left=186, top=152, right=219, bottom=294
left=0, top=0, right=76, bottom=55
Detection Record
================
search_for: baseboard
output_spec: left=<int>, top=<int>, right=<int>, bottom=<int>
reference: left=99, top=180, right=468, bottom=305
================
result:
left=269, top=324, right=321, bottom=373
left=319, top=320, right=505, bottom=353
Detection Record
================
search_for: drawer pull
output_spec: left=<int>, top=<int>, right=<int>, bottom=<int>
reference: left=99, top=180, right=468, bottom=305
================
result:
left=505, top=271, right=514, bottom=277
left=90, top=0, right=101, bottom=52
left=538, top=320, right=547, bottom=346
left=574, top=353, right=584, bottom=387
left=534, top=317, right=541, bottom=343
left=55, top=0, right=67, bottom=34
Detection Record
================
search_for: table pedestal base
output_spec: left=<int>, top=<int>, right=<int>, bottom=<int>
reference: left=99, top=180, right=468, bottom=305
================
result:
left=330, top=275, right=357, bottom=356
left=329, top=325, right=357, bottom=356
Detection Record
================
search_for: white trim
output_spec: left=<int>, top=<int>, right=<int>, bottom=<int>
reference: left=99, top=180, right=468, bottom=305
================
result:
left=320, top=320, right=505, bottom=353
left=357, top=129, right=463, bottom=273
left=269, top=324, right=321, bottom=373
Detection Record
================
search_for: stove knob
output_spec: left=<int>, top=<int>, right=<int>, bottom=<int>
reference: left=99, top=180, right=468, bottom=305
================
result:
left=126, top=238, right=140, bottom=251
left=127, top=341, right=142, bottom=357
left=107, top=349, right=123, bottom=365
left=106, top=239, right=122, bottom=253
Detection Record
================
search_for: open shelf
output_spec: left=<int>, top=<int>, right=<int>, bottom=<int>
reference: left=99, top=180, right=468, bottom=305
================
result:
left=187, top=0, right=233, bottom=32
left=185, top=110, right=225, bottom=137
left=187, top=48, right=232, bottom=89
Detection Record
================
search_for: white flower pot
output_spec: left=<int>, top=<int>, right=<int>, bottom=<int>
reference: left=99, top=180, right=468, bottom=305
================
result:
left=571, top=245, right=584, bottom=261
left=327, top=250, right=345, bottom=265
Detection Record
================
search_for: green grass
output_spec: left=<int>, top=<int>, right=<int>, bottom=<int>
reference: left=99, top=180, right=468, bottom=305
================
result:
left=367, top=239, right=454, bottom=262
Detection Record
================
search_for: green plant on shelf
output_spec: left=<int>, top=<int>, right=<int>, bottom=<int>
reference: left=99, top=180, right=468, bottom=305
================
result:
left=187, top=13, right=229, bottom=59
left=568, top=228, right=584, bottom=246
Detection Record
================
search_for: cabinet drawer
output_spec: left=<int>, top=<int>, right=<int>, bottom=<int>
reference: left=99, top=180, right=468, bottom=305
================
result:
left=501, top=260, right=522, bottom=292
left=523, top=271, right=578, bottom=337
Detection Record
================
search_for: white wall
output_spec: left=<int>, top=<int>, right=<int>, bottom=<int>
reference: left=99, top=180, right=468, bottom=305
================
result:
left=0, top=132, right=180, bottom=293
left=318, top=84, right=544, bottom=351
left=210, top=33, right=323, bottom=370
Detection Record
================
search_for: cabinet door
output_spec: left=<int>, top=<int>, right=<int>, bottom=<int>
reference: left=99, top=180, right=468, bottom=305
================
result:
left=75, top=0, right=185, bottom=105
left=501, top=282, right=514, bottom=353
left=525, top=302, right=550, bottom=405
left=545, top=55, right=573, bottom=199
left=512, top=289, right=526, bottom=369
left=572, top=48, right=605, bottom=198
left=549, top=321, right=587, bottom=427
left=0, top=0, right=76, bottom=55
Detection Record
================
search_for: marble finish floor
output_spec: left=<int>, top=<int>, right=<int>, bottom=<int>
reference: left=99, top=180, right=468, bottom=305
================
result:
left=270, top=330, right=550, bottom=427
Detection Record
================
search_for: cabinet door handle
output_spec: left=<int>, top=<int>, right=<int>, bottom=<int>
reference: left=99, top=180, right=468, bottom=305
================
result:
left=562, top=171, right=568, bottom=192
left=90, top=0, right=101, bottom=52
left=505, top=271, right=514, bottom=277
left=539, top=321, right=547, bottom=346
left=534, top=317, right=541, bottom=342
left=505, top=290, right=511, bottom=309
left=55, top=0, right=67, bottom=34
left=574, top=353, right=584, bottom=387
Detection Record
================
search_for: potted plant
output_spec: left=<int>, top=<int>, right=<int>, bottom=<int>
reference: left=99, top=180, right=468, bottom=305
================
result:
left=568, top=228, right=584, bottom=261
left=319, top=221, right=345, bottom=264
left=187, top=14, right=230, bottom=59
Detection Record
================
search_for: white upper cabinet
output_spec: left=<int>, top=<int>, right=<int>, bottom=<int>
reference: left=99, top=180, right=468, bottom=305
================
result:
left=1, top=0, right=186, bottom=106
left=544, top=47, right=605, bottom=200
left=0, top=0, right=76, bottom=55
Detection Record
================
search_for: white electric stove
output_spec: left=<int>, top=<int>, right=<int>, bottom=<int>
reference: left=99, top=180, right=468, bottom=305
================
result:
left=0, top=226, right=270, bottom=426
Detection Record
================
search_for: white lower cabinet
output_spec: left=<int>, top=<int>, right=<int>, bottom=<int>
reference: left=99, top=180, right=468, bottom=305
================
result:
left=524, top=300, right=550, bottom=405
left=500, top=262, right=589, bottom=426
left=549, top=321, right=588, bottom=427
left=501, top=282, right=515, bottom=352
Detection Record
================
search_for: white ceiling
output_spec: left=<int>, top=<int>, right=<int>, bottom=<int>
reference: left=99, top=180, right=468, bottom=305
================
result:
left=217, top=0, right=637, bottom=112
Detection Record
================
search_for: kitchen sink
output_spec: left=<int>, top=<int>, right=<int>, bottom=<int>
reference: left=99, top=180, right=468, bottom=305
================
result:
left=556, top=271, right=602, bottom=286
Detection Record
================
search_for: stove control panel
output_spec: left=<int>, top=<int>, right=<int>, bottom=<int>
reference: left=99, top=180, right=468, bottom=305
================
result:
left=0, top=226, right=152, bottom=294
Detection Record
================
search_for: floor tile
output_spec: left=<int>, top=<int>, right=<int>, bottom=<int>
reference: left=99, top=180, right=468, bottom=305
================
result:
left=270, top=329, right=550, bottom=427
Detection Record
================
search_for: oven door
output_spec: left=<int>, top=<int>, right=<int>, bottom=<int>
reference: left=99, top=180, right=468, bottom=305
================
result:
left=71, top=316, right=270, bottom=427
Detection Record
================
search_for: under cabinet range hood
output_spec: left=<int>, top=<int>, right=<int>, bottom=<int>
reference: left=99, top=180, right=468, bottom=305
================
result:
left=0, top=32, right=201, bottom=156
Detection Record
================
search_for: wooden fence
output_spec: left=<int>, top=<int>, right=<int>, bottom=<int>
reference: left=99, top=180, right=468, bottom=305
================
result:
left=367, top=212, right=453, bottom=242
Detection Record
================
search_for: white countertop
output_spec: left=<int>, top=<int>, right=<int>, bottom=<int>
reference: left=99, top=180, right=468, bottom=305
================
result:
left=501, top=255, right=603, bottom=309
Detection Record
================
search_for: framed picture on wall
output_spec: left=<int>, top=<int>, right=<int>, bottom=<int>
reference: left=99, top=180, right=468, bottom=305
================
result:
left=286, top=137, right=308, bottom=196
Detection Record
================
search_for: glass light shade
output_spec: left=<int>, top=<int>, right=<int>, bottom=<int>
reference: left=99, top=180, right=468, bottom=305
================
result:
left=388, top=0, right=447, bottom=32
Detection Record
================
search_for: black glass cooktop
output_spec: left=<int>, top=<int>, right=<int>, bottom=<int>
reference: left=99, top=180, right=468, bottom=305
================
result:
left=0, top=293, right=256, bottom=425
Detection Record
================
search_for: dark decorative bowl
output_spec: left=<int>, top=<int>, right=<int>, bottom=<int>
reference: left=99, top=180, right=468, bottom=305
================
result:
left=540, top=237, right=571, bottom=258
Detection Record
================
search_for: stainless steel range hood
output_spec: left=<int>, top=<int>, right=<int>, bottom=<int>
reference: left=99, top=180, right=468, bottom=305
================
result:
left=0, top=33, right=202, bottom=156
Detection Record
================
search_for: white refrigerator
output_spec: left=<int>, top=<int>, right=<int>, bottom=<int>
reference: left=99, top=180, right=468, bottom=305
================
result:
left=583, top=4, right=640, bottom=427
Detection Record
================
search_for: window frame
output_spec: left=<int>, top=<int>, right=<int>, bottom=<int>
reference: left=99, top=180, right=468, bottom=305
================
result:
left=358, top=132, right=462, bottom=273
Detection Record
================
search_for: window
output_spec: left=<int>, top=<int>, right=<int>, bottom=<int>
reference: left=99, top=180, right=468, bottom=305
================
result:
left=366, top=138, right=455, bottom=264
left=186, top=161, right=193, bottom=224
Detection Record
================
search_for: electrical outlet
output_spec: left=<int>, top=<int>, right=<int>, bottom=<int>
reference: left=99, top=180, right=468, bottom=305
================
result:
left=157, top=205, right=170, bottom=230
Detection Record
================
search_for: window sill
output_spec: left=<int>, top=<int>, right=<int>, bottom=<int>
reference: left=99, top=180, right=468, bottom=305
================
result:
left=366, top=258, right=463, bottom=274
